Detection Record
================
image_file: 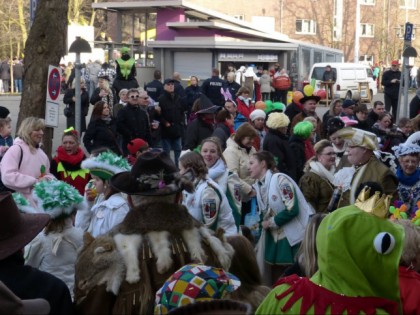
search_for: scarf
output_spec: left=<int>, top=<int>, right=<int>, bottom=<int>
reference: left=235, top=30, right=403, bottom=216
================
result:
left=304, top=139, right=315, bottom=161
left=101, top=117, right=112, bottom=124
left=224, top=121, right=234, bottom=134
left=309, top=161, right=335, bottom=183
left=396, top=167, right=420, bottom=187
left=238, top=96, right=251, bottom=106
left=56, top=146, right=85, bottom=165
left=208, top=158, right=226, bottom=181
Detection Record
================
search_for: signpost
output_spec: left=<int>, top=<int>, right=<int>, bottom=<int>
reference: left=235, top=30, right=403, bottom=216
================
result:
left=45, top=65, right=61, bottom=128
left=397, top=22, right=413, bottom=120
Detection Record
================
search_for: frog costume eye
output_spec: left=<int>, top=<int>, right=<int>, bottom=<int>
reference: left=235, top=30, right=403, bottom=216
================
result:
left=373, top=232, right=396, bottom=255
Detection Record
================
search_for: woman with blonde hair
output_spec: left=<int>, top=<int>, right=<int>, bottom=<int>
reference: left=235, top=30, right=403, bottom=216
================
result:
left=0, top=117, right=55, bottom=206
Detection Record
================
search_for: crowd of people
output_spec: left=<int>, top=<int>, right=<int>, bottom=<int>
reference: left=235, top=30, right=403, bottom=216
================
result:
left=1, top=59, right=420, bottom=315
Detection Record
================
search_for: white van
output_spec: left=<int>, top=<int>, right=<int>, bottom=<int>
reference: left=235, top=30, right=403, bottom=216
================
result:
left=307, top=62, right=377, bottom=100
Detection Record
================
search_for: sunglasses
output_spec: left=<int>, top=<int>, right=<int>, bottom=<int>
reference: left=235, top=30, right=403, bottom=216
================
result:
left=130, top=95, right=140, bottom=99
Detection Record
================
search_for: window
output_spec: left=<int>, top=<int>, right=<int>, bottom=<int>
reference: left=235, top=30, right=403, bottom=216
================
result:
left=400, top=0, right=417, bottom=9
left=360, top=0, right=375, bottom=4
left=296, top=19, right=316, bottom=35
left=360, top=23, right=374, bottom=37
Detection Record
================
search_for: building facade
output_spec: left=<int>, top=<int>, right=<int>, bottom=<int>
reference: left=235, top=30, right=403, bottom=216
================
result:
left=183, top=0, right=420, bottom=65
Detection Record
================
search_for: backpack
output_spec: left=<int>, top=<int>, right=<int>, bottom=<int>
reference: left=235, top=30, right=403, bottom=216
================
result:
left=0, top=145, right=23, bottom=192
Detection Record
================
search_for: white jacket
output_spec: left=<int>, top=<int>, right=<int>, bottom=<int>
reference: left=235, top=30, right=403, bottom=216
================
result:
left=25, top=218, right=84, bottom=300
left=182, top=177, right=237, bottom=235
left=75, top=193, right=129, bottom=237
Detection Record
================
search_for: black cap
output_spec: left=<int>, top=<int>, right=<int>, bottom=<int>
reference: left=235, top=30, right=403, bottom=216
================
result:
left=0, top=106, right=10, bottom=119
left=164, top=78, right=175, bottom=85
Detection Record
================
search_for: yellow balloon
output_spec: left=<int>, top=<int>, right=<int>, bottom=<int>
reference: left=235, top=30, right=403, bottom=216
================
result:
left=303, top=85, right=314, bottom=96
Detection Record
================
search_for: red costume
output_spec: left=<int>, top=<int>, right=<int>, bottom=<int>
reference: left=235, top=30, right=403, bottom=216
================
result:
left=51, top=147, right=90, bottom=195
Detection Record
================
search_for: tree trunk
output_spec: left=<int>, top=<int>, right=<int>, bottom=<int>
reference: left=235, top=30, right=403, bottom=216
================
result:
left=19, top=0, right=68, bottom=157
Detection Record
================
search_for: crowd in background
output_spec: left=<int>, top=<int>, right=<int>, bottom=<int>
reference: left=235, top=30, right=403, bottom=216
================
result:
left=1, top=58, right=420, bottom=315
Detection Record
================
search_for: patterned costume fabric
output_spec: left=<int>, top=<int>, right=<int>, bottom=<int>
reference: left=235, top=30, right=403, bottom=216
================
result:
left=154, top=264, right=241, bottom=314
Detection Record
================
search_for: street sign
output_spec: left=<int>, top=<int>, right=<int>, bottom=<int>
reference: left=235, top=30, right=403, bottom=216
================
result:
left=405, top=23, right=414, bottom=41
left=30, top=0, right=38, bottom=24
left=45, top=66, right=61, bottom=128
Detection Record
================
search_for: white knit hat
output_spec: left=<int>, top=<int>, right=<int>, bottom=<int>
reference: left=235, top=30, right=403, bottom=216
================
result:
left=249, top=109, right=266, bottom=122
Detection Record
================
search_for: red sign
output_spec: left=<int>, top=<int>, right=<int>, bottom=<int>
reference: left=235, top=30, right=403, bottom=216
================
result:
left=48, top=68, right=61, bottom=101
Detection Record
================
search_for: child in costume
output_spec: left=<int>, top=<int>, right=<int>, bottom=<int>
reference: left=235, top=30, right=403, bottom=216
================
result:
left=75, top=151, right=131, bottom=237
left=256, top=186, right=404, bottom=315
left=21, top=180, right=86, bottom=300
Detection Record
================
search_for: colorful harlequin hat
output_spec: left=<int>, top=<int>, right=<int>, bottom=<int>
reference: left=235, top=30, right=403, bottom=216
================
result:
left=154, top=264, right=241, bottom=315
left=31, top=180, right=86, bottom=219
left=81, top=151, right=131, bottom=180
left=12, top=193, right=35, bottom=214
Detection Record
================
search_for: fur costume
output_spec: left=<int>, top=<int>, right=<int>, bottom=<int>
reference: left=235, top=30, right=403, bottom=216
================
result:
left=74, top=201, right=235, bottom=315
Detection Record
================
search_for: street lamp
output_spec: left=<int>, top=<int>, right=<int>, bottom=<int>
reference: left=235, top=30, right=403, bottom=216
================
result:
left=69, top=37, right=91, bottom=134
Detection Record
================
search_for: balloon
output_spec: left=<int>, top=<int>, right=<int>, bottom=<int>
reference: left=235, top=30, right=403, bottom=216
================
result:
left=292, top=91, right=304, bottom=104
left=316, top=89, right=327, bottom=99
left=303, top=85, right=314, bottom=96
left=255, top=101, right=266, bottom=111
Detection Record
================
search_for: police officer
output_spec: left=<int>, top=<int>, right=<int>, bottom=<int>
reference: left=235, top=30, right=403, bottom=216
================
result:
left=201, top=68, right=226, bottom=106
left=145, top=70, right=164, bottom=102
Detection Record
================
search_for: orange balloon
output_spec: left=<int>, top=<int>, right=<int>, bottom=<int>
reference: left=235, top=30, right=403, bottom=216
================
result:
left=292, top=91, right=304, bottom=104
left=255, top=101, right=266, bottom=110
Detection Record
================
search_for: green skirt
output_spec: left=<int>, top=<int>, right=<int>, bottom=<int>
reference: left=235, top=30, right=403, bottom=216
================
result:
left=264, top=232, right=299, bottom=265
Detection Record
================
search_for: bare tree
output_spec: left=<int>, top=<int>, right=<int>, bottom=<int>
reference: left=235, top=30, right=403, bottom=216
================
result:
left=19, top=0, right=68, bottom=156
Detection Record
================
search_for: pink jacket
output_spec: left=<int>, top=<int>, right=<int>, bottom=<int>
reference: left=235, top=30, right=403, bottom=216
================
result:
left=1, top=138, right=54, bottom=206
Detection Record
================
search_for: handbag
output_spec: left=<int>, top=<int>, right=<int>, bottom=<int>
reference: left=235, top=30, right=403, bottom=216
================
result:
left=0, top=145, right=23, bottom=193
left=64, top=104, right=73, bottom=118
left=244, top=198, right=261, bottom=242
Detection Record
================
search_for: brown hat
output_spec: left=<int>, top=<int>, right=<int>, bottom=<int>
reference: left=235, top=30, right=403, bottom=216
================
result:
left=233, top=122, right=258, bottom=143
left=0, top=192, right=49, bottom=260
left=110, top=151, right=182, bottom=196
left=0, top=281, right=50, bottom=314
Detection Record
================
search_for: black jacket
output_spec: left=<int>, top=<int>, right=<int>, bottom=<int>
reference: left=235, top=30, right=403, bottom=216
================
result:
left=145, top=79, right=164, bottom=102
left=84, top=118, right=121, bottom=154
left=89, top=87, right=118, bottom=107
left=184, top=118, right=214, bottom=150
left=212, top=123, right=231, bottom=150
left=116, top=105, right=151, bottom=144
left=184, top=85, right=201, bottom=113
left=158, top=91, right=185, bottom=139
left=226, top=81, right=241, bottom=100
left=63, top=88, right=90, bottom=132
left=201, top=76, right=225, bottom=106
left=367, top=110, right=379, bottom=127
left=409, top=93, right=420, bottom=118
left=263, top=129, right=297, bottom=181
left=381, top=69, right=401, bottom=98
left=0, top=252, right=74, bottom=315
left=289, top=135, right=306, bottom=182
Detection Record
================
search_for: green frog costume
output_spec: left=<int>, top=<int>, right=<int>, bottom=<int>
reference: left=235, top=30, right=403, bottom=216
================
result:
left=256, top=187, right=404, bottom=315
